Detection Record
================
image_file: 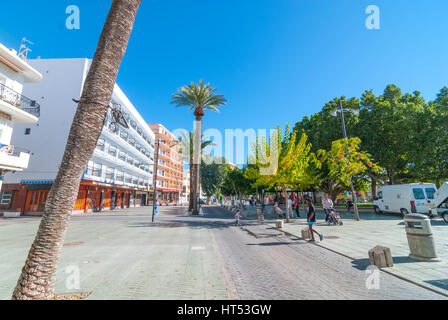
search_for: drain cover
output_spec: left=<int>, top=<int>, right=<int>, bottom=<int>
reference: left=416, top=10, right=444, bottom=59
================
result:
left=324, top=236, right=339, bottom=240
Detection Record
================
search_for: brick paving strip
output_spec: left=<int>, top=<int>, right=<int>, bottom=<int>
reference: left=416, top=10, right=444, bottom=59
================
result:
left=240, top=206, right=448, bottom=296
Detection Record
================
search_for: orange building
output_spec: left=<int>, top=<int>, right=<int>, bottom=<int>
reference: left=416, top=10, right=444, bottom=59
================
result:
left=148, top=124, right=183, bottom=205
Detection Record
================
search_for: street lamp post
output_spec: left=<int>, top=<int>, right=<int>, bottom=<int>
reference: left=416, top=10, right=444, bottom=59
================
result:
left=333, top=100, right=360, bottom=221
left=151, top=139, right=160, bottom=223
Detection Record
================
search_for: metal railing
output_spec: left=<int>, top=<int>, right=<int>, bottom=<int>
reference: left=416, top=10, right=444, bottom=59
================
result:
left=0, top=83, right=40, bottom=118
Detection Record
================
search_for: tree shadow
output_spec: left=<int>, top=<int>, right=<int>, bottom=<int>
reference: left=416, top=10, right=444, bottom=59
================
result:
left=424, top=279, right=448, bottom=291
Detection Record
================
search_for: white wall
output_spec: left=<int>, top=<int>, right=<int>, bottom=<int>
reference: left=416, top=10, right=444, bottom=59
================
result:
left=0, top=64, right=25, bottom=95
left=4, top=59, right=88, bottom=183
left=4, top=58, right=155, bottom=187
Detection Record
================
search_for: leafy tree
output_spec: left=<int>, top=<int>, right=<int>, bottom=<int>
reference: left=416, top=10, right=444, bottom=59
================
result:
left=317, top=137, right=380, bottom=220
left=12, top=0, right=142, bottom=300
left=356, top=85, right=418, bottom=184
left=200, top=156, right=228, bottom=204
left=221, top=166, right=255, bottom=208
left=254, top=124, right=315, bottom=223
left=171, top=80, right=227, bottom=215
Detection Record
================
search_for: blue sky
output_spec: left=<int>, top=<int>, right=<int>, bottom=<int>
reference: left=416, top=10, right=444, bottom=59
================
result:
left=1, top=0, right=448, bottom=163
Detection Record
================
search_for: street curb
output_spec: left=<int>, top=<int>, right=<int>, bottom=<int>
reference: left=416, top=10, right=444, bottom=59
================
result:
left=270, top=224, right=448, bottom=298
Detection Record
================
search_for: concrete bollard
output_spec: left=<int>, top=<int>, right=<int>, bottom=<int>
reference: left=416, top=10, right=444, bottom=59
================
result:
left=301, top=227, right=312, bottom=240
left=275, top=220, right=284, bottom=228
left=368, top=246, right=394, bottom=268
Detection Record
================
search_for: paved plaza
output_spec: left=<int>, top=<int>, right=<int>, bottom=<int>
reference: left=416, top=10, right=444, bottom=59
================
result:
left=245, top=206, right=448, bottom=295
left=0, top=206, right=446, bottom=300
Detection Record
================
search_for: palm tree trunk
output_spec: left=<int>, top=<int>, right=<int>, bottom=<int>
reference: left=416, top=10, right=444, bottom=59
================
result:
left=12, top=0, right=142, bottom=300
left=192, top=118, right=202, bottom=215
left=189, top=157, right=194, bottom=211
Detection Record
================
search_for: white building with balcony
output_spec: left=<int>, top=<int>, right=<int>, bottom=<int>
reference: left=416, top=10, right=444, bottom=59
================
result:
left=3, top=58, right=155, bottom=214
left=0, top=42, right=42, bottom=204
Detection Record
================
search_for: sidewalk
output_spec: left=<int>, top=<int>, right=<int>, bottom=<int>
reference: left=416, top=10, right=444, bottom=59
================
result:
left=251, top=210, right=448, bottom=295
left=0, top=206, right=229, bottom=300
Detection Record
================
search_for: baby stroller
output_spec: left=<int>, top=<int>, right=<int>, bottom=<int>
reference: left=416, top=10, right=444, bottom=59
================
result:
left=326, top=209, right=343, bottom=226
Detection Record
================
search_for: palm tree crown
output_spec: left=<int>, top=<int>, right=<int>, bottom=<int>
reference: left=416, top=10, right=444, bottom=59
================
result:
left=171, top=79, right=227, bottom=118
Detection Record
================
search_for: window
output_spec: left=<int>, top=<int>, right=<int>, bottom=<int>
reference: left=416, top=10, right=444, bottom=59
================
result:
left=412, top=188, right=425, bottom=200
left=96, top=139, right=105, bottom=151
left=87, top=163, right=102, bottom=177
left=425, top=188, right=436, bottom=199
left=107, top=146, right=117, bottom=157
left=119, top=152, right=126, bottom=161
left=120, top=131, right=128, bottom=141
left=105, top=169, right=114, bottom=180
left=25, top=128, right=31, bottom=135
left=127, top=157, right=134, bottom=165
left=377, top=191, right=382, bottom=200
left=116, top=171, right=124, bottom=182
left=0, top=192, right=12, bottom=204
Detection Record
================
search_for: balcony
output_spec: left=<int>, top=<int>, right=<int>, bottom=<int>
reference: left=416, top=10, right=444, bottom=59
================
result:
left=0, top=83, right=40, bottom=123
left=0, top=151, right=31, bottom=171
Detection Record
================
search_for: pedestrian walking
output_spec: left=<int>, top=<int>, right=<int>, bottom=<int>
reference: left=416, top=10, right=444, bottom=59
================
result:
left=294, top=196, right=300, bottom=217
left=305, top=197, right=323, bottom=242
left=235, top=210, right=242, bottom=227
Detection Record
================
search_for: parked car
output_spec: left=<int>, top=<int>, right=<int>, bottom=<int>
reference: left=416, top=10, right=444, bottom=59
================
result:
left=373, top=183, right=437, bottom=216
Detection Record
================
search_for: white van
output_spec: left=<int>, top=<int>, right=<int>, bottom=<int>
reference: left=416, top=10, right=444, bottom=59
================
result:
left=373, top=183, right=437, bottom=216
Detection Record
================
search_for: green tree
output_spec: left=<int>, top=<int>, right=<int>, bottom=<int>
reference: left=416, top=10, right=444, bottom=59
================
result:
left=255, top=125, right=315, bottom=223
left=317, top=137, right=380, bottom=220
left=356, top=85, right=417, bottom=184
left=200, top=156, right=228, bottom=204
left=171, top=80, right=227, bottom=215
left=12, top=0, right=142, bottom=300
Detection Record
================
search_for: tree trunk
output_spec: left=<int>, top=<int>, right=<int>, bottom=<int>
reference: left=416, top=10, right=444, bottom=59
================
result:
left=189, top=157, right=194, bottom=211
left=371, top=178, right=377, bottom=201
left=192, top=118, right=202, bottom=215
left=282, top=185, right=290, bottom=223
left=12, top=0, right=142, bottom=300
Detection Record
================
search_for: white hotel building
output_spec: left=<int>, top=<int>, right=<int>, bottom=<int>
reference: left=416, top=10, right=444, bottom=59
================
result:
left=2, top=58, right=155, bottom=214
left=0, top=42, right=42, bottom=209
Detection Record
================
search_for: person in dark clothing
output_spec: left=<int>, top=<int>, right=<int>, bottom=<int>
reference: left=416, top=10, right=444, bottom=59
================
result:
left=305, top=198, right=323, bottom=242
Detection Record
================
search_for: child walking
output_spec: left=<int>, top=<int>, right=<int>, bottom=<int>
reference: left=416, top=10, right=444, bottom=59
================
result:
left=235, top=210, right=242, bottom=227
left=305, top=197, right=323, bottom=242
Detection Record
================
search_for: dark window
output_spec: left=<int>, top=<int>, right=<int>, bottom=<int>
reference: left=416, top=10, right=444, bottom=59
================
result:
left=413, top=188, right=425, bottom=200
left=25, top=128, right=31, bottom=135
left=425, top=188, right=436, bottom=199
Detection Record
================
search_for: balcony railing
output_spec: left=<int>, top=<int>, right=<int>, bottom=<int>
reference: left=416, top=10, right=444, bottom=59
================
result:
left=0, top=83, right=40, bottom=118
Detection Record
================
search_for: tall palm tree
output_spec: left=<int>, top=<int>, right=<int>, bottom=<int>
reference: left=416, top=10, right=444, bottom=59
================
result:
left=179, top=131, right=214, bottom=211
left=171, top=80, right=227, bottom=215
left=12, top=0, right=142, bottom=300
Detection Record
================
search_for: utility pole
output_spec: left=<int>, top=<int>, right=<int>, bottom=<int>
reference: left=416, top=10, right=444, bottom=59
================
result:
left=338, top=100, right=360, bottom=221
left=152, top=139, right=160, bottom=223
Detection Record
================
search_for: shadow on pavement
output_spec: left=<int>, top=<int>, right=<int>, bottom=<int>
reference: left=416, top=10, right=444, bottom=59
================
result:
left=424, top=279, right=448, bottom=291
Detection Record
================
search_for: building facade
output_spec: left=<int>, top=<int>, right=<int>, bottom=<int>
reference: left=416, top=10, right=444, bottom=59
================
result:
left=180, top=170, right=190, bottom=205
left=0, top=42, right=42, bottom=207
left=1, top=58, right=155, bottom=214
left=149, top=124, right=183, bottom=205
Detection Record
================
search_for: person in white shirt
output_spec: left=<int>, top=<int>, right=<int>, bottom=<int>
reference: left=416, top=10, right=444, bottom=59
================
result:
left=288, top=196, right=294, bottom=218
left=322, top=194, right=334, bottom=222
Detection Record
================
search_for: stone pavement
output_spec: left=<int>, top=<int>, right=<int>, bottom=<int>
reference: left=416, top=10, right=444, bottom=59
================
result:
left=0, top=206, right=228, bottom=300
left=246, top=208, right=448, bottom=295
left=207, top=206, right=446, bottom=300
